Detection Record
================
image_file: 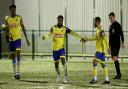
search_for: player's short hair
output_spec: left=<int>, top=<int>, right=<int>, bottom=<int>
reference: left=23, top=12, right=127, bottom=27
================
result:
left=109, top=12, right=115, bottom=17
left=9, top=4, right=16, bottom=10
left=95, top=17, right=101, bottom=22
left=57, top=15, right=64, bottom=20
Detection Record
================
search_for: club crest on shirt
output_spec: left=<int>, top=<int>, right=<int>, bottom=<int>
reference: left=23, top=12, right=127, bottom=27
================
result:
left=112, top=29, right=115, bottom=33
left=15, top=19, right=18, bottom=22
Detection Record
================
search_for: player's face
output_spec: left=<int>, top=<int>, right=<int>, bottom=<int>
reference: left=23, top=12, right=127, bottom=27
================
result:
left=58, top=18, right=63, bottom=27
left=10, top=7, right=16, bottom=15
left=109, top=15, right=115, bottom=23
left=94, top=21, right=98, bottom=27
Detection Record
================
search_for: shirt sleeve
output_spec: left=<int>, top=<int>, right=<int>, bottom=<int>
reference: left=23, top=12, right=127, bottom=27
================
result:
left=109, top=34, right=111, bottom=48
left=118, top=24, right=124, bottom=44
left=66, top=27, right=71, bottom=33
left=66, top=27, right=82, bottom=40
left=87, top=33, right=96, bottom=41
left=20, top=17, right=24, bottom=25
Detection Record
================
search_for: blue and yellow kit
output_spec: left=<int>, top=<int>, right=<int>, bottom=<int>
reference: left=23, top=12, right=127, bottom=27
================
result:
left=6, top=15, right=22, bottom=52
left=86, top=26, right=108, bottom=62
left=44, top=25, right=82, bottom=61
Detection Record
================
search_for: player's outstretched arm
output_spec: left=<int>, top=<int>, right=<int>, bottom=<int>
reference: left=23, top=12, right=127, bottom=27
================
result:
left=20, top=18, right=30, bottom=46
left=69, top=30, right=82, bottom=39
left=69, top=30, right=84, bottom=42
left=42, top=28, right=53, bottom=40
left=86, top=36, right=96, bottom=41
left=81, top=37, right=87, bottom=43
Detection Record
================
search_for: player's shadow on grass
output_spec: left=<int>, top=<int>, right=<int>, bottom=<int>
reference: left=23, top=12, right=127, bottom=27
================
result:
left=121, top=79, right=128, bottom=82
left=20, top=80, right=49, bottom=84
left=69, top=81, right=101, bottom=88
left=0, top=82, right=8, bottom=85
left=112, top=83, right=128, bottom=88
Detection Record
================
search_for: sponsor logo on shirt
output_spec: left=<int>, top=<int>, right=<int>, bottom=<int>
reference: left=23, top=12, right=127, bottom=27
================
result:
left=54, top=33, right=64, bottom=38
left=8, top=23, right=18, bottom=28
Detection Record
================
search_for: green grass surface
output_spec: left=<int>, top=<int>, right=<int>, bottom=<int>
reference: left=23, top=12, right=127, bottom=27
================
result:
left=0, top=58, right=128, bottom=89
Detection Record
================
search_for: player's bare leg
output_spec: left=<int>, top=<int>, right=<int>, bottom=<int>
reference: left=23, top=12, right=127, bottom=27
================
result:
left=61, top=57, right=68, bottom=83
left=89, top=59, right=97, bottom=84
left=101, top=63, right=110, bottom=84
left=54, top=61, right=61, bottom=82
left=11, top=52, right=17, bottom=74
left=16, top=50, right=21, bottom=80
left=11, top=52, right=17, bottom=79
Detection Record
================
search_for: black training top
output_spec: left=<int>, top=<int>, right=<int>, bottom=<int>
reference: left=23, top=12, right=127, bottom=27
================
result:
left=109, top=21, right=124, bottom=47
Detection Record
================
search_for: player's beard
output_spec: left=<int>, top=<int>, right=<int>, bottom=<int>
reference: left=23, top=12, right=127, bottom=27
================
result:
left=58, top=23, right=63, bottom=28
left=94, top=23, right=97, bottom=28
left=11, top=13, right=16, bottom=17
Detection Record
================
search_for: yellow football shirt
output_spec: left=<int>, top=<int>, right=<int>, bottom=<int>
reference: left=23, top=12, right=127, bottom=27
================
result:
left=6, top=15, right=21, bottom=41
left=52, top=25, right=67, bottom=50
left=43, top=25, right=82, bottom=51
left=87, top=27, right=108, bottom=53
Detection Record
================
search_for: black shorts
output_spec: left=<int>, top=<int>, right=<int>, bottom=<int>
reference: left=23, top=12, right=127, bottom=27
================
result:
left=111, top=46, right=120, bottom=57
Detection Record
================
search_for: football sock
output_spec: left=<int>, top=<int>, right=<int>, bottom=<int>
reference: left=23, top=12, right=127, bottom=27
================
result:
left=12, top=57, right=17, bottom=74
left=114, top=61, right=121, bottom=76
left=17, top=55, right=21, bottom=74
left=93, top=64, right=97, bottom=81
left=101, top=63, right=109, bottom=81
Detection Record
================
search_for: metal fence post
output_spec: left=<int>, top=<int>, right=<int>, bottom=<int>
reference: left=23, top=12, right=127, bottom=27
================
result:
left=0, top=30, right=1, bottom=59
left=32, top=30, right=35, bottom=60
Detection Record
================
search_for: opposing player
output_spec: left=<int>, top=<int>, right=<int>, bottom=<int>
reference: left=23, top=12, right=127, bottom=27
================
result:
left=84, top=17, right=110, bottom=84
left=42, top=15, right=83, bottom=83
left=4, top=5, right=30, bottom=80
